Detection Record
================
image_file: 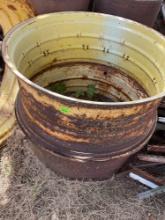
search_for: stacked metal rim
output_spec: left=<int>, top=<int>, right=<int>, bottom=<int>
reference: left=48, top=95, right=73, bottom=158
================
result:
left=93, top=0, right=163, bottom=27
left=2, top=12, right=165, bottom=180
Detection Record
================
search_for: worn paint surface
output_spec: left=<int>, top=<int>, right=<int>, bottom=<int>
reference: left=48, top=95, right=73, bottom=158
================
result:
left=0, top=0, right=34, bottom=146
left=3, top=12, right=165, bottom=179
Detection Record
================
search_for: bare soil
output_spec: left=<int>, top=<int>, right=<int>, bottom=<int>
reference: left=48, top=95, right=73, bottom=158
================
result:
left=0, top=128, right=164, bottom=220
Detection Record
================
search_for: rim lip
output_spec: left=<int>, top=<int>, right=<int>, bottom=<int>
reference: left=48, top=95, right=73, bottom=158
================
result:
left=2, top=11, right=165, bottom=106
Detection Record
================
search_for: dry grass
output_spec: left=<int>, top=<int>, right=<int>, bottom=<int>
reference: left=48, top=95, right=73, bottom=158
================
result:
left=0, top=128, right=165, bottom=220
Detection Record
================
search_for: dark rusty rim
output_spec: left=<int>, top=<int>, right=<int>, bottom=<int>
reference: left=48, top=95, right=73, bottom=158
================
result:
left=15, top=94, right=157, bottom=161
left=2, top=12, right=165, bottom=106
left=21, top=118, right=156, bottom=163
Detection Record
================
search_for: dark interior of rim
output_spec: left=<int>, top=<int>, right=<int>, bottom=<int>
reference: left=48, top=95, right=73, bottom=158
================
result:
left=32, top=62, right=149, bottom=103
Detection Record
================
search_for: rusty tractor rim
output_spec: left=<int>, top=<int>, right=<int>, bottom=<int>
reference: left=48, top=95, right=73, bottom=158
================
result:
left=16, top=89, right=157, bottom=158
left=2, top=12, right=165, bottom=179
left=27, top=120, right=156, bottom=180
left=15, top=95, right=157, bottom=160
left=2, top=12, right=165, bottom=106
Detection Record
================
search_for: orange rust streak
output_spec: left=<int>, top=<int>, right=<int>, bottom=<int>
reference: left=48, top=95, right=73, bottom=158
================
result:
left=22, top=101, right=90, bottom=143
left=22, top=94, right=149, bottom=133
left=21, top=87, right=156, bottom=139
left=23, top=97, right=78, bottom=130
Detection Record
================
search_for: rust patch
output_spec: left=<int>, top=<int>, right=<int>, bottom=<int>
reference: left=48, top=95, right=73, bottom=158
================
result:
left=15, top=59, right=158, bottom=179
left=16, top=85, right=157, bottom=156
left=16, top=94, right=156, bottom=180
left=7, top=5, right=16, bottom=11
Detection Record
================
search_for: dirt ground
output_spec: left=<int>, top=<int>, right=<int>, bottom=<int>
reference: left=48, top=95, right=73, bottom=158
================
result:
left=0, top=128, right=164, bottom=220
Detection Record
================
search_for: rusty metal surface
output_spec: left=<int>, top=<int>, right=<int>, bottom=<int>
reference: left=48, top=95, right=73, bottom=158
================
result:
left=16, top=96, right=156, bottom=179
left=3, top=12, right=165, bottom=179
left=16, top=99, right=161, bottom=180
left=14, top=61, right=158, bottom=179
left=27, top=0, right=90, bottom=14
left=137, top=154, right=165, bottom=164
left=93, top=0, right=162, bottom=27
left=30, top=143, right=131, bottom=180
left=15, top=82, right=157, bottom=157
left=15, top=65, right=158, bottom=179
left=15, top=62, right=158, bottom=158
left=129, top=121, right=165, bottom=194
left=147, top=144, right=165, bottom=153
